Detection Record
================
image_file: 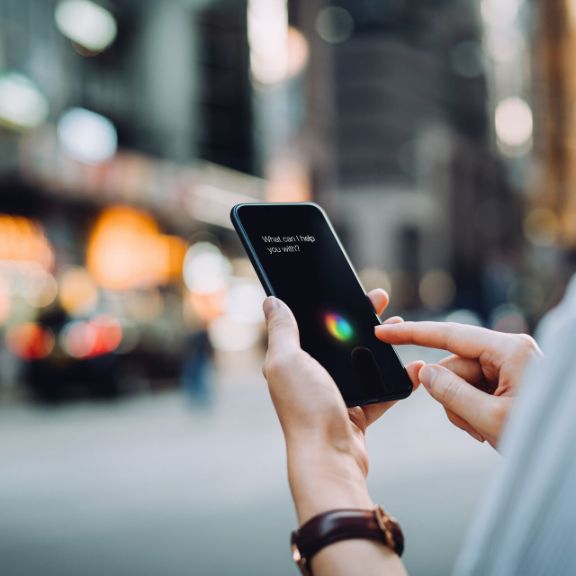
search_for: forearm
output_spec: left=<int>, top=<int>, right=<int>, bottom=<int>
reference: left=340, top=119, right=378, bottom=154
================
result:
left=313, top=539, right=408, bottom=576
left=287, top=444, right=408, bottom=576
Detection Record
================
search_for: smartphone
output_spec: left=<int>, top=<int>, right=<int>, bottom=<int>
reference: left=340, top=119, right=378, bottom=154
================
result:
left=231, top=202, right=412, bottom=407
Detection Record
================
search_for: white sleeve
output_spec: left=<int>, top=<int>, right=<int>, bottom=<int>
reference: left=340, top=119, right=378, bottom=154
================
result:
left=455, top=275, right=576, bottom=576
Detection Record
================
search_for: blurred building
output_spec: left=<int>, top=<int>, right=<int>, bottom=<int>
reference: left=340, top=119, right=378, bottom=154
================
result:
left=0, top=0, right=266, bottom=402
left=0, top=0, right=262, bottom=214
left=0, top=0, right=553, bottom=402
left=535, top=0, right=575, bottom=246
left=531, top=0, right=576, bottom=301
left=298, top=0, right=521, bottom=315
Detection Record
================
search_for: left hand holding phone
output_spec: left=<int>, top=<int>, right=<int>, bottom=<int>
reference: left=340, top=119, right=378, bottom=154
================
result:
left=262, top=289, right=423, bottom=526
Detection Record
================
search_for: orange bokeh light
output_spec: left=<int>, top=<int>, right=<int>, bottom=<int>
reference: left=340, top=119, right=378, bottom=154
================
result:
left=0, top=214, right=54, bottom=269
left=87, top=206, right=186, bottom=290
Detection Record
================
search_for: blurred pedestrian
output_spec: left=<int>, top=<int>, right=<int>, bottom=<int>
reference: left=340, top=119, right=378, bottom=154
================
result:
left=181, top=328, right=214, bottom=406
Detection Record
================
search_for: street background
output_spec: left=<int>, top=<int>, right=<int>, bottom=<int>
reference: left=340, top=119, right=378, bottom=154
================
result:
left=0, top=0, right=574, bottom=575
left=0, top=346, right=498, bottom=576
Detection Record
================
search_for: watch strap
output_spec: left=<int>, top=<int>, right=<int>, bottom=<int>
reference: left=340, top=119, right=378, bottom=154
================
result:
left=291, top=507, right=404, bottom=575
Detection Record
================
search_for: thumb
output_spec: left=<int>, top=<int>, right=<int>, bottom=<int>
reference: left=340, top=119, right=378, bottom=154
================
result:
left=263, top=297, right=300, bottom=353
left=419, top=364, right=495, bottom=434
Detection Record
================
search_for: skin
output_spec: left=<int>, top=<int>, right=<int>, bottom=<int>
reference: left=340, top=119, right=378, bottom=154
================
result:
left=375, top=318, right=543, bottom=447
left=262, top=289, right=542, bottom=576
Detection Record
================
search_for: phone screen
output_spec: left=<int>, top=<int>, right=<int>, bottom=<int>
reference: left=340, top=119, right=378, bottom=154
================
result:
left=232, top=203, right=412, bottom=406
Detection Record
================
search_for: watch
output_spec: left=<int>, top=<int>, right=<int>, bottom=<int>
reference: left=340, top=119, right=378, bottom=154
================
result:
left=290, top=506, right=404, bottom=576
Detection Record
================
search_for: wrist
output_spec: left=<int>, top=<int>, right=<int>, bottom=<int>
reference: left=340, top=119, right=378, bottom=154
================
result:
left=287, top=443, right=373, bottom=525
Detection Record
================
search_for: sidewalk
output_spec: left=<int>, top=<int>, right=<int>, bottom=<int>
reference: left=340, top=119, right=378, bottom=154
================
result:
left=0, top=347, right=497, bottom=576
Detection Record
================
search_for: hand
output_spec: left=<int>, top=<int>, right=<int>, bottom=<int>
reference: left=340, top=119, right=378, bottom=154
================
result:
left=375, top=321, right=543, bottom=448
left=262, top=290, right=423, bottom=524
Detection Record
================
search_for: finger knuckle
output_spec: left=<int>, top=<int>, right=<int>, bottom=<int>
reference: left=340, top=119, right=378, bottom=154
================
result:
left=347, top=407, right=367, bottom=433
left=490, top=400, right=509, bottom=429
left=263, top=356, right=282, bottom=380
left=512, top=334, right=541, bottom=356
left=269, top=315, right=292, bottom=335
left=263, top=350, right=300, bottom=380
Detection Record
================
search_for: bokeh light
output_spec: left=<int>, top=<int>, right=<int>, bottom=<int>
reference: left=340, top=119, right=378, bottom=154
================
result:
left=226, top=280, right=265, bottom=324
left=489, top=303, right=528, bottom=333
left=359, top=267, right=392, bottom=297
left=23, top=271, right=58, bottom=309
left=0, top=276, right=11, bottom=325
left=183, top=242, right=231, bottom=294
left=0, top=72, right=49, bottom=130
left=87, top=206, right=186, bottom=290
left=208, top=315, right=261, bottom=352
left=60, top=316, right=122, bottom=359
left=55, top=0, right=117, bottom=54
left=205, top=279, right=264, bottom=352
left=59, top=267, right=99, bottom=316
left=248, top=0, right=288, bottom=85
left=485, top=28, right=524, bottom=62
left=287, top=27, right=310, bottom=79
left=495, top=97, right=533, bottom=150
left=315, top=7, right=354, bottom=44
left=523, top=207, right=559, bottom=247
left=0, top=215, right=54, bottom=269
left=6, top=323, right=55, bottom=360
left=61, top=320, right=98, bottom=359
left=419, top=269, right=456, bottom=311
left=90, top=315, right=123, bottom=355
left=481, top=0, right=521, bottom=26
left=58, top=108, right=117, bottom=164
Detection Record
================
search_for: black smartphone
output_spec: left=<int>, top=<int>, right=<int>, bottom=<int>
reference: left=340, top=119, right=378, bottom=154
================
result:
left=231, top=202, right=412, bottom=407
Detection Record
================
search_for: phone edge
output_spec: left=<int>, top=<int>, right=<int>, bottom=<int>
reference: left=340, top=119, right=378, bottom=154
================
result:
left=230, top=204, right=275, bottom=297
left=311, top=203, right=413, bottom=399
left=230, top=202, right=413, bottom=402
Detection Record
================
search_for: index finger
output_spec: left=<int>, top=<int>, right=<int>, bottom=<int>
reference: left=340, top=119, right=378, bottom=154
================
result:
left=375, top=321, right=509, bottom=359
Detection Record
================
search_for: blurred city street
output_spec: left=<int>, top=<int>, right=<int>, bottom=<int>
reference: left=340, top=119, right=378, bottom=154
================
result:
left=0, top=0, right=573, bottom=574
left=0, top=346, right=498, bottom=576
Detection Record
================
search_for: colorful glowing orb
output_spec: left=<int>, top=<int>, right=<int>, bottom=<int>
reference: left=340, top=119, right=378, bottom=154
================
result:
left=324, top=312, right=354, bottom=342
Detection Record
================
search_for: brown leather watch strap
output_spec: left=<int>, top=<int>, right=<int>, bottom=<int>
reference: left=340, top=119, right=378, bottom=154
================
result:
left=291, top=507, right=404, bottom=575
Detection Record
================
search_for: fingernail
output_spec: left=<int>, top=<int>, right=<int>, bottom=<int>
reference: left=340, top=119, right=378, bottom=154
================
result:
left=419, top=366, right=438, bottom=390
left=263, top=296, right=279, bottom=319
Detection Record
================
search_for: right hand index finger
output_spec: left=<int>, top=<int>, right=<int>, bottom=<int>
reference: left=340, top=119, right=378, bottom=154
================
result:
left=375, top=321, right=509, bottom=359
